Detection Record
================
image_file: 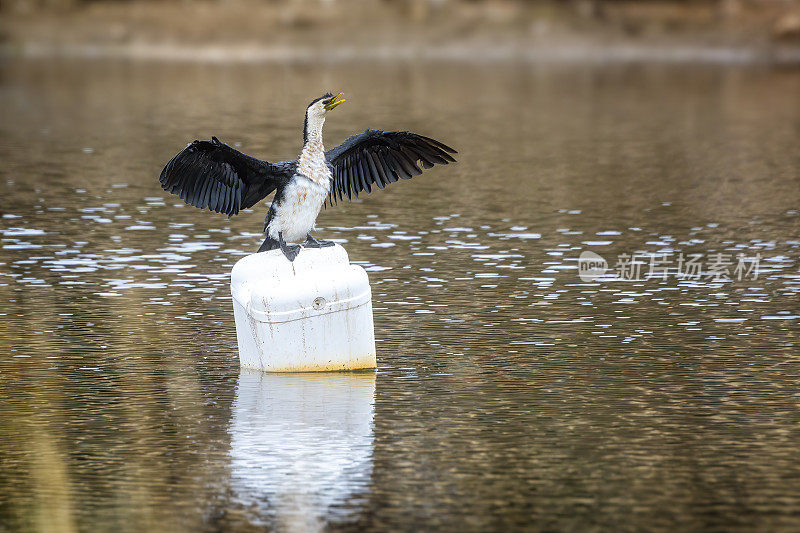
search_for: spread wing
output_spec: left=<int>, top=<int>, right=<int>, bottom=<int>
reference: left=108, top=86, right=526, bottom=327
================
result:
left=159, top=137, right=294, bottom=216
left=325, top=130, right=457, bottom=203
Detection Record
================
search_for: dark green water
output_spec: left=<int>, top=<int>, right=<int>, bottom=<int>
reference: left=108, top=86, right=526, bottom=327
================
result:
left=1, top=58, right=799, bottom=532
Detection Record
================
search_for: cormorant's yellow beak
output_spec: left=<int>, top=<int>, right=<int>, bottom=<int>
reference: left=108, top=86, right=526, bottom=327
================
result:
left=324, top=92, right=346, bottom=111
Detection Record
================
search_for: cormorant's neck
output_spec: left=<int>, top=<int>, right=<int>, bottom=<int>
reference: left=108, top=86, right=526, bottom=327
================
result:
left=303, top=112, right=325, bottom=147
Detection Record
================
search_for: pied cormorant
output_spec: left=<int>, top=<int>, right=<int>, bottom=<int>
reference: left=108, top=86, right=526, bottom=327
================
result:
left=159, top=92, right=457, bottom=261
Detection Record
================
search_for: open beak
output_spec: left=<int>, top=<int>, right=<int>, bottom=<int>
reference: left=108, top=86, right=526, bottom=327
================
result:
left=324, top=92, right=346, bottom=111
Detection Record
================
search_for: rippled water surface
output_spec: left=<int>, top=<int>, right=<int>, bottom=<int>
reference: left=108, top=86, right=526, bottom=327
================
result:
left=1, top=58, right=800, bottom=531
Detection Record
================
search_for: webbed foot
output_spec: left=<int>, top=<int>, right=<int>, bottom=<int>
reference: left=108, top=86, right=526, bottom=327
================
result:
left=279, top=232, right=301, bottom=262
left=304, top=234, right=336, bottom=248
left=258, top=236, right=279, bottom=253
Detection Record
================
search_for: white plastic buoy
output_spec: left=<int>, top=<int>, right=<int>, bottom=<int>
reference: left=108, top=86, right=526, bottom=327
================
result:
left=230, top=244, right=376, bottom=372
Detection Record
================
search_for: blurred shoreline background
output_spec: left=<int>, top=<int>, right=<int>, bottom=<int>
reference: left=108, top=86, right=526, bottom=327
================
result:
left=3, top=0, right=800, bottom=64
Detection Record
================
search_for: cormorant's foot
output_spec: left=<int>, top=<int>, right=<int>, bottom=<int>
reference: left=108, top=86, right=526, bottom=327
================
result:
left=258, top=236, right=280, bottom=253
left=304, top=234, right=336, bottom=248
left=278, top=231, right=301, bottom=262
left=282, top=245, right=301, bottom=262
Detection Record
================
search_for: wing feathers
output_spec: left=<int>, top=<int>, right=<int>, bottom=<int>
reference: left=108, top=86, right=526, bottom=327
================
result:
left=368, top=152, right=386, bottom=189
left=358, top=159, right=371, bottom=194
left=159, top=137, right=292, bottom=216
left=376, top=151, right=397, bottom=184
left=325, top=129, right=456, bottom=203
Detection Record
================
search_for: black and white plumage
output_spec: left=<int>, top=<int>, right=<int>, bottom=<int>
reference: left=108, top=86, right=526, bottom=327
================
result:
left=159, top=92, right=457, bottom=261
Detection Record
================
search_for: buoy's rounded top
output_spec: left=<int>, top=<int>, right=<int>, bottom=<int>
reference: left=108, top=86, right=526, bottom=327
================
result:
left=231, top=244, right=350, bottom=282
left=230, top=244, right=370, bottom=319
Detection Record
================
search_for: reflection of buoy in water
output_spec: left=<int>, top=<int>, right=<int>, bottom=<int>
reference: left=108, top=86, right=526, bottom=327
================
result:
left=230, top=244, right=376, bottom=372
left=229, top=370, right=375, bottom=531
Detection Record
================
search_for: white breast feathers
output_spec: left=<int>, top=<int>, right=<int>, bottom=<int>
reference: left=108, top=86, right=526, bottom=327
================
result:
left=296, top=139, right=331, bottom=187
left=268, top=141, right=331, bottom=243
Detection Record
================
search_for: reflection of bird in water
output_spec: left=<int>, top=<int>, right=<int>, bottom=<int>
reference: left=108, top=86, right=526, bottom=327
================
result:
left=159, top=92, right=457, bottom=261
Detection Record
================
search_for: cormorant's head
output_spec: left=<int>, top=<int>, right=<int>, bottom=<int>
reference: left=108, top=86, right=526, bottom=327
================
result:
left=306, top=92, right=346, bottom=119
left=304, top=92, right=345, bottom=143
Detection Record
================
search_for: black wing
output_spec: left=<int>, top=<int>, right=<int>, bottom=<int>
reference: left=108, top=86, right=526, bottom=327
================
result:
left=325, top=130, right=457, bottom=203
left=159, top=137, right=294, bottom=216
